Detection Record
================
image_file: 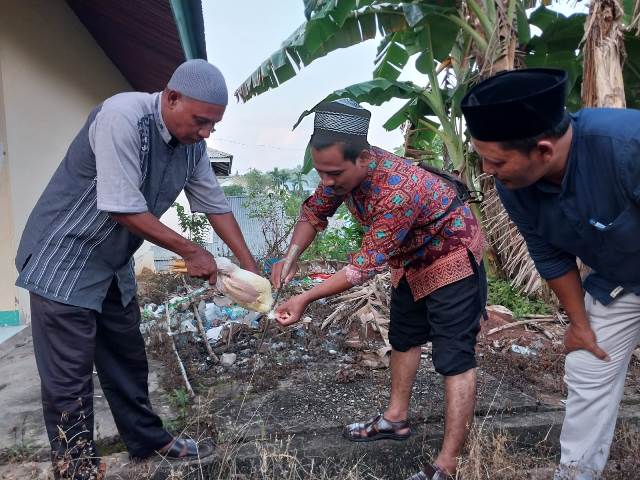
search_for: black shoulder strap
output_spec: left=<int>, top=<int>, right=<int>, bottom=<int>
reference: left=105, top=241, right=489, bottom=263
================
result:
left=417, top=163, right=484, bottom=205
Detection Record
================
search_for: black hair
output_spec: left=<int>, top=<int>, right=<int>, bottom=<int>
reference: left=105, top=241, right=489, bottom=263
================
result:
left=309, top=134, right=370, bottom=163
left=498, top=112, right=571, bottom=154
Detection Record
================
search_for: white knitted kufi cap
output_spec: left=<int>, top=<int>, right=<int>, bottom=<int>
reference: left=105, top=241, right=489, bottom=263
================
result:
left=167, top=59, right=228, bottom=106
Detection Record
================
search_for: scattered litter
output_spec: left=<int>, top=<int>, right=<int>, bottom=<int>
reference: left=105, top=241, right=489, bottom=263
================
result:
left=178, top=317, right=197, bottom=334
left=221, top=353, right=237, bottom=367
left=204, top=302, right=259, bottom=326
left=206, top=326, right=225, bottom=342
left=511, top=344, right=537, bottom=356
left=309, top=273, right=332, bottom=282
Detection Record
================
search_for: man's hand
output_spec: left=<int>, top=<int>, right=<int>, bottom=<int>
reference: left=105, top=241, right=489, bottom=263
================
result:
left=275, top=295, right=309, bottom=326
left=564, top=322, right=610, bottom=361
left=183, top=247, right=218, bottom=284
left=271, top=259, right=298, bottom=289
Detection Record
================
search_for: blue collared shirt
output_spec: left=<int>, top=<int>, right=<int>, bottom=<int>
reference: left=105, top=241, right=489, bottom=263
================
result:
left=497, top=108, right=640, bottom=305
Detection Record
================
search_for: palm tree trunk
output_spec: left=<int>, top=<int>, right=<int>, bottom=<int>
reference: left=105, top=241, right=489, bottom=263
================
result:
left=581, top=0, right=627, bottom=107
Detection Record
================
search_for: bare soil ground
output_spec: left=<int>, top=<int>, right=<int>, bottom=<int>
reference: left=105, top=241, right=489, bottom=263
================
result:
left=2, top=274, right=639, bottom=480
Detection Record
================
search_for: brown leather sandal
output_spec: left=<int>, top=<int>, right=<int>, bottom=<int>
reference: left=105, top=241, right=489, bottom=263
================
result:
left=343, top=413, right=411, bottom=442
left=161, top=437, right=215, bottom=462
left=405, top=464, right=455, bottom=480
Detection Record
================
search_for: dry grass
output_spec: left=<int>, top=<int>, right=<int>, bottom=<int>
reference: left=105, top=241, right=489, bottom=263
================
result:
left=604, top=421, right=640, bottom=480
left=458, top=426, right=556, bottom=480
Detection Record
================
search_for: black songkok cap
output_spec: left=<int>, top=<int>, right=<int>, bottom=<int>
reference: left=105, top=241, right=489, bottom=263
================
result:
left=461, top=68, right=568, bottom=142
left=312, top=98, right=371, bottom=146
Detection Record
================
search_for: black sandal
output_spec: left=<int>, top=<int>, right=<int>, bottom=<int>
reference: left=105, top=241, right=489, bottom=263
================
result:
left=343, top=413, right=411, bottom=442
left=161, top=437, right=215, bottom=462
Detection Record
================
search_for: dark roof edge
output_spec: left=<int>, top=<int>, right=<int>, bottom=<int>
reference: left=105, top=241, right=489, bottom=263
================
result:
left=169, top=0, right=207, bottom=60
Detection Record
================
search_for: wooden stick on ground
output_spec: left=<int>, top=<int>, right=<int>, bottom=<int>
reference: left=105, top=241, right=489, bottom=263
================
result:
left=165, top=302, right=195, bottom=398
left=181, top=276, right=220, bottom=363
left=486, top=318, right=561, bottom=336
left=192, top=303, right=220, bottom=363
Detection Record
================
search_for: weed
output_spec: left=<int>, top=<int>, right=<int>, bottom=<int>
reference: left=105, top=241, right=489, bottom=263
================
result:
left=0, top=443, right=37, bottom=464
left=163, top=387, right=192, bottom=433
left=302, top=205, right=364, bottom=262
left=488, top=278, right=551, bottom=318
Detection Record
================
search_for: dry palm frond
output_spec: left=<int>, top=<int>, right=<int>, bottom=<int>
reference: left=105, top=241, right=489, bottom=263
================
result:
left=321, top=272, right=391, bottom=346
left=581, top=0, right=627, bottom=108
left=480, top=175, right=543, bottom=297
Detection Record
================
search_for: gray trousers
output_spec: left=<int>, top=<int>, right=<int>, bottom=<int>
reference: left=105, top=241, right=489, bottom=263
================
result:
left=555, top=292, right=640, bottom=479
left=30, top=280, right=172, bottom=469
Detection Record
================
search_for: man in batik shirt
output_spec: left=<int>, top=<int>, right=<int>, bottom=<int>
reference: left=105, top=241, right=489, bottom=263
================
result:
left=271, top=99, right=487, bottom=480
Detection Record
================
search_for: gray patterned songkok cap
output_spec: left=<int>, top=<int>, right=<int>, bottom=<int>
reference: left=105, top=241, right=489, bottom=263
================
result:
left=313, top=98, right=371, bottom=144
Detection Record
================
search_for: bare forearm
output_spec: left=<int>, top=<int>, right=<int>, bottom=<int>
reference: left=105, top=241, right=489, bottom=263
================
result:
left=301, top=268, right=352, bottom=303
left=286, top=221, right=318, bottom=260
left=207, top=212, right=256, bottom=270
left=110, top=212, right=197, bottom=257
left=547, top=267, right=590, bottom=328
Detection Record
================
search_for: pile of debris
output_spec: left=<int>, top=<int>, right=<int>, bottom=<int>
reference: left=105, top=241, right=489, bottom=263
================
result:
left=137, top=264, right=399, bottom=394
left=139, top=263, right=640, bottom=401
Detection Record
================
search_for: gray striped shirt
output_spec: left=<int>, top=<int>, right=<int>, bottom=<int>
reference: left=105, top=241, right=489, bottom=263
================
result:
left=15, top=92, right=230, bottom=312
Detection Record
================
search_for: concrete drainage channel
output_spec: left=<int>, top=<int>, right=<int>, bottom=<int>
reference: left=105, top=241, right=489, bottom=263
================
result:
left=2, top=334, right=639, bottom=479
left=90, top=401, right=640, bottom=480
left=109, top=365, right=640, bottom=479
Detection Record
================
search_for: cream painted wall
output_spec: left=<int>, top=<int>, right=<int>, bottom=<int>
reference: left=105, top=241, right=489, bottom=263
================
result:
left=0, top=65, right=16, bottom=317
left=0, top=0, right=131, bottom=322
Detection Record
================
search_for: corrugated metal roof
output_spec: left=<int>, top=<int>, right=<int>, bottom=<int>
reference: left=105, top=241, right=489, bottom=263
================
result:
left=66, top=0, right=206, bottom=92
left=217, top=196, right=272, bottom=257
left=208, top=147, right=233, bottom=176
left=207, top=147, right=232, bottom=160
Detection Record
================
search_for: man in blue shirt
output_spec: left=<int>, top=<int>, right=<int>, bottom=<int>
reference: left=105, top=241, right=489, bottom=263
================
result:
left=462, top=68, right=640, bottom=480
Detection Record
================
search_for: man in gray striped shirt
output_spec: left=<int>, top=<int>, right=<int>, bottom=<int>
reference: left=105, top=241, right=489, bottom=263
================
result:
left=15, top=60, right=256, bottom=476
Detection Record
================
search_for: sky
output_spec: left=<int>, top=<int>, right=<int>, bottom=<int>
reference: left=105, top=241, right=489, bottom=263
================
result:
left=201, top=1, right=419, bottom=174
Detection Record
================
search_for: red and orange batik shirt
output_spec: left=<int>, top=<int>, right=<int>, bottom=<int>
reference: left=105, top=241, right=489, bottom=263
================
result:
left=300, top=147, right=485, bottom=301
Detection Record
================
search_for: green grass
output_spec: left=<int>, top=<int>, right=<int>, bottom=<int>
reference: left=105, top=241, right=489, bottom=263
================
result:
left=487, top=278, right=551, bottom=318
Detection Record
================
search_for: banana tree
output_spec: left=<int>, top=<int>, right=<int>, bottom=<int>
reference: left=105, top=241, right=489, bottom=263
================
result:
left=233, top=0, right=637, bottom=296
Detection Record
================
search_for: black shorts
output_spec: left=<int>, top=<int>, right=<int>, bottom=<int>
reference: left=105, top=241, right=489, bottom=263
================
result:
left=389, top=262, right=487, bottom=376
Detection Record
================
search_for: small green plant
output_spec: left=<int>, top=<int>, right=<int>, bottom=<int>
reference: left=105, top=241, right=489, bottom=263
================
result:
left=172, top=202, right=209, bottom=247
left=165, top=387, right=191, bottom=432
left=169, top=387, right=191, bottom=412
left=488, top=278, right=551, bottom=318
left=222, top=184, right=246, bottom=196
left=302, top=205, right=364, bottom=261
left=0, top=444, right=36, bottom=464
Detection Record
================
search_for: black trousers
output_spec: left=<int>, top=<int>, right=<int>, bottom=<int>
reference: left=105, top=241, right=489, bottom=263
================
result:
left=30, top=280, right=172, bottom=463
